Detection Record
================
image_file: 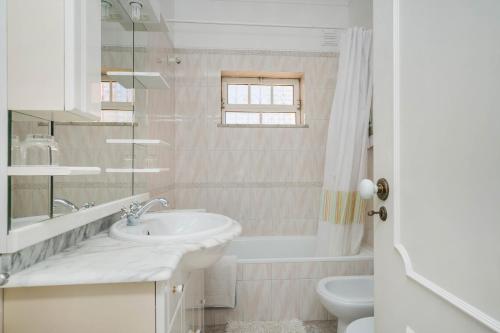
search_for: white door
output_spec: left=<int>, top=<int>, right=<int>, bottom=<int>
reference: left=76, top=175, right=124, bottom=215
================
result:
left=373, top=0, right=500, bottom=332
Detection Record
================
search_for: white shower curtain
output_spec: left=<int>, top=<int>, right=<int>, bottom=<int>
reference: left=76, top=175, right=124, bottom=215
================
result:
left=316, top=27, right=373, bottom=256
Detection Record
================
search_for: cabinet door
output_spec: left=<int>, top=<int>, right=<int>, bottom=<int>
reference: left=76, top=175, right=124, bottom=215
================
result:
left=4, top=283, right=156, bottom=333
left=169, top=296, right=184, bottom=333
left=65, top=0, right=101, bottom=119
left=195, top=270, right=205, bottom=333
left=7, top=0, right=100, bottom=121
left=184, top=270, right=204, bottom=333
left=184, top=272, right=195, bottom=333
left=7, top=0, right=65, bottom=111
left=168, top=270, right=187, bottom=325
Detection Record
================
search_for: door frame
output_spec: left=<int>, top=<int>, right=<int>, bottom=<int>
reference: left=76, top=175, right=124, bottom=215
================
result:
left=0, top=0, right=8, bottom=253
left=386, top=0, right=500, bottom=330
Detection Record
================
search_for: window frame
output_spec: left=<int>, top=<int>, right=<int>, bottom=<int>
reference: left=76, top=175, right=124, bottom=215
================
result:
left=221, top=76, right=302, bottom=125
left=100, top=78, right=134, bottom=111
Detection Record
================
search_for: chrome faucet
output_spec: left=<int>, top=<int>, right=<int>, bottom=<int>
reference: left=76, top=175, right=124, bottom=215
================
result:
left=53, top=199, right=95, bottom=213
left=53, top=198, right=79, bottom=212
left=121, top=197, right=169, bottom=226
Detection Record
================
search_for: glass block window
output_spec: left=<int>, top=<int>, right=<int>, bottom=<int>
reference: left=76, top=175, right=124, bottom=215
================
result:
left=221, top=76, right=302, bottom=125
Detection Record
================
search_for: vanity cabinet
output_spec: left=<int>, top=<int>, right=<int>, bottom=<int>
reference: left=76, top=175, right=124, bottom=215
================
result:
left=183, top=270, right=205, bottom=333
left=7, top=0, right=101, bottom=121
left=157, top=269, right=205, bottom=333
left=3, top=269, right=205, bottom=333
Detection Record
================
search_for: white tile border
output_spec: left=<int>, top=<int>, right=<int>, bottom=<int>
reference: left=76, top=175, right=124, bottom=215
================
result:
left=174, top=48, right=338, bottom=58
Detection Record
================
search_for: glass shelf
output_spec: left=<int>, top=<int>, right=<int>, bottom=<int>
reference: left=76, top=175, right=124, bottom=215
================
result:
left=7, top=166, right=102, bottom=176
left=105, top=168, right=169, bottom=173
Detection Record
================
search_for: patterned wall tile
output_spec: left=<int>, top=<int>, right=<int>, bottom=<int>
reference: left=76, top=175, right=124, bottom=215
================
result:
left=296, top=262, right=330, bottom=279
left=174, top=188, right=208, bottom=210
left=206, top=188, right=250, bottom=221
left=271, top=262, right=299, bottom=280
left=175, top=149, right=208, bottom=183
left=247, top=188, right=275, bottom=220
left=207, top=150, right=250, bottom=183
left=175, top=53, right=208, bottom=87
left=175, top=85, right=207, bottom=119
left=238, top=280, right=272, bottom=321
left=241, top=263, right=272, bottom=281
left=326, top=260, right=374, bottom=276
left=175, top=50, right=338, bottom=236
left=175, top=118, right=208, bottom=149
left=241, top=218, right=274, bottom=236
left=299, top=279, right=328, bottom=321
left=271, top=279, right=301, bottom=320
left=205, top=258, right=373, bottom=324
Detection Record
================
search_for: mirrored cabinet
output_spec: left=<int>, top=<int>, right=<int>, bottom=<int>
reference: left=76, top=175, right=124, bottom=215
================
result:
left=5, top=0, right=174, bottom=241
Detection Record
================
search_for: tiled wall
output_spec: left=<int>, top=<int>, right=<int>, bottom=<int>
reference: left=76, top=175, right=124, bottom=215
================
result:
left=173, top=49, right=338, bottom=236
left=205, top=259, right=373, bottom=324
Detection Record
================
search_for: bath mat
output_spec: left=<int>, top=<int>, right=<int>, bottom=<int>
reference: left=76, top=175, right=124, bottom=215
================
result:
left=225, top=319, right=306, bottom=333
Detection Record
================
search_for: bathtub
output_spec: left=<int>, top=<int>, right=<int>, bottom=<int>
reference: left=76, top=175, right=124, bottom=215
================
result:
left=206, top=236, right=374, bottom=325
left=225, top=235, right=374, bottom=263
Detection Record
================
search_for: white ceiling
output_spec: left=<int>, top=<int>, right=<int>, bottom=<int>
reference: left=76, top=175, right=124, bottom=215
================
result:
left=162, top=0, right=372, bottom=52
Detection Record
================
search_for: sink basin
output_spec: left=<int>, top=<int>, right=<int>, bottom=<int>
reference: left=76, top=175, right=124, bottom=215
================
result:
left=110, top=212, right=235, bottom=242
left=110, top=211, right=241, bottom=270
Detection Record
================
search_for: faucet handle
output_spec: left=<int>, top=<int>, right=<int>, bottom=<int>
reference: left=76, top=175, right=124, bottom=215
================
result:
left=120, top=207, right=132, bottom=219
left=130, top=201, right=142, bottom=212
left=120, top=206, right=140, bottom=225
left=121, top=202, right=142, bottom=218
left=120, top=208, right=127, bottom=218
left=81, top=201, right=95, bottom=209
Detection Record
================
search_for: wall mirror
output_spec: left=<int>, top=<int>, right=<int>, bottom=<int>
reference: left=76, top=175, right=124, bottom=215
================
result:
left=7, top=1, right=137, bottom=231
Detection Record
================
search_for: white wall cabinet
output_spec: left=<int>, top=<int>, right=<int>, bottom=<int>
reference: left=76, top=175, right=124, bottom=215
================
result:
left=4, top=269, right=206, bottom=333
left=7, top=0, right=101, bottom=121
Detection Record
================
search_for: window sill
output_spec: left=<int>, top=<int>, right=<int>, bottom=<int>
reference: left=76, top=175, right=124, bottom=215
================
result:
left=217, top=124, right=309, bottom=129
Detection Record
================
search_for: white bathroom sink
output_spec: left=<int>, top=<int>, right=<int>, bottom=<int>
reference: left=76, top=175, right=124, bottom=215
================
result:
left=110, top=212, right=240, bottom=270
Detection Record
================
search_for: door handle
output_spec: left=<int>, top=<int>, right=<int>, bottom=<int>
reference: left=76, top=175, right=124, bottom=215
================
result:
left=359, top=178, right=390, bottom=201
left=368, top=206, right=388, bottom=221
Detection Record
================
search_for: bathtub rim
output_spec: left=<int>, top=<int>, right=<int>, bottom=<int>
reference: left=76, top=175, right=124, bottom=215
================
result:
left=227, top=235, right=374, bottom=264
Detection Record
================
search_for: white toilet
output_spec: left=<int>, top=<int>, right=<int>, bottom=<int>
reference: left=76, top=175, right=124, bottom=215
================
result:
left=316, top=275, right=374, bottom=333
left=346, top=317, right=374, bottom=333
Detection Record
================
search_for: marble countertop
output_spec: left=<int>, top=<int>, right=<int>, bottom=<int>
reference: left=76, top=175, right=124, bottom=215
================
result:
left=4, top=221, right=241, bottom=288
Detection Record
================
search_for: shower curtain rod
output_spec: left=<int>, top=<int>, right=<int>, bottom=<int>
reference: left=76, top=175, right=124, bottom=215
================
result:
left=166, top=19, right=345, bottom=31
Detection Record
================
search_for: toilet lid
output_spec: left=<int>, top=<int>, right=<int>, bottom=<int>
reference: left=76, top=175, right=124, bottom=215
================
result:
left=346, top=317, right=374, bottom=333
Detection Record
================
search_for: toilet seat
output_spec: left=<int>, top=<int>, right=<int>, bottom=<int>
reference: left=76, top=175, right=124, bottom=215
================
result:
left=346, top=317, right=374, bottom=333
